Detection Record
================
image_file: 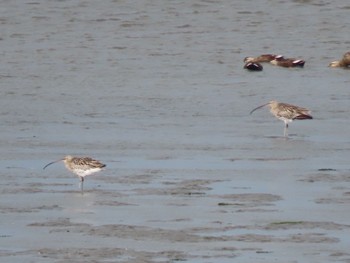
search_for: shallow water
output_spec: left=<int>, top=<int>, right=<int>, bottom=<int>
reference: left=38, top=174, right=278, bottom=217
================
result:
left=1, top=1, right=350, bottom=262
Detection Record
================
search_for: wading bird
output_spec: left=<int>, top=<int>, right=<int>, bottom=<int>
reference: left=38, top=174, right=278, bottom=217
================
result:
left=43, top=155, right=106, bottom=192
left=250, top=100, right=313, bottom=137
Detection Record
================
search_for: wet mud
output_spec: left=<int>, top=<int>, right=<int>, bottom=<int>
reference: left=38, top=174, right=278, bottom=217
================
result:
left=1, top=0, right=350, bottom=262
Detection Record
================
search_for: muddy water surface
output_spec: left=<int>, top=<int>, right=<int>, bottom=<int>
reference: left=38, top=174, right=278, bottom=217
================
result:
left=1, top=1, right=350, bottom=262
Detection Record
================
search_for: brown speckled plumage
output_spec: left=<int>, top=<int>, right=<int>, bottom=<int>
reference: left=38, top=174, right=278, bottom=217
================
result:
left=63, top=155, right=106, bottom=176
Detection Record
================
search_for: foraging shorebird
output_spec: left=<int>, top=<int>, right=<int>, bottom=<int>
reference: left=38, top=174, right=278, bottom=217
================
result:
left=250, top=100, right=313, bottom=137
left=244, top=54, right=277, bottom=63
left=244, top=62, right=263, bottom=71
left=329, top=51, right=350, bottom=68
left=270, top=55, right=305, bottom=68
left=43, top=155, right=106, bottom=191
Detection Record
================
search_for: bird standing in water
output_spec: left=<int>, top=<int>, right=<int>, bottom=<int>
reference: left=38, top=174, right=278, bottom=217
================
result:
left=43, top=155, right=106, bottom=192
left=250, top=100, right=313, bottom=137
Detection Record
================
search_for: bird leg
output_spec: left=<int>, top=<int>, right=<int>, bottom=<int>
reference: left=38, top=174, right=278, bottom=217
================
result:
left=284, top=122, right=289, bottom=137
left=79, top=176, right=84, bottom=193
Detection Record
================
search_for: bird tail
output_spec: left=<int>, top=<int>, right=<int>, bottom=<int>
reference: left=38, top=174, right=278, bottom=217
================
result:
left=292, top=60, right=305, bottom=67
left=294, top=114, right=313, bottom=120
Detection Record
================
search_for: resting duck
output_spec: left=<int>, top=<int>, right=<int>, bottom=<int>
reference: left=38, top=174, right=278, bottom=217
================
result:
left=270, top=55, right=305, bottom=68
left=244, top=62, right=263, bottom=71
left=329, top=51, right=350, bottom=68
left=243, top=54, right=277, bottom=63
left=344, top=52, right=350, bottom=63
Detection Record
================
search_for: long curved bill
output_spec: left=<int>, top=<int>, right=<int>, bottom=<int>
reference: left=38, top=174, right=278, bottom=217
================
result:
left=43, top=159, right=63, bottom=170
left=249, top=103, right=270, bottom=115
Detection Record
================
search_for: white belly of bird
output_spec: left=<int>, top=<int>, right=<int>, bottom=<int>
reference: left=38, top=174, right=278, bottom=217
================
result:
left=74, top=167, right=102, bottom=177
left=278, top=116, right=293, bottom=123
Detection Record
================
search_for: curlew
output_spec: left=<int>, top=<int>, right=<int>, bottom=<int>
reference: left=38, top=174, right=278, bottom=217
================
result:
left=43, top=155, right=106, bottom=192
left=250, top=100, right=313, bottom=137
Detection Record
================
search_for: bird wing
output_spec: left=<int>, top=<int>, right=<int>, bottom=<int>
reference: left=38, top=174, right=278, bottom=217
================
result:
left=72, top=157, right=106, bottom=170
left=275, top=103, right=296, bottom=118
left=293, top=114, right=313, bottom=120
left=276, top=103, right=311, bottom=119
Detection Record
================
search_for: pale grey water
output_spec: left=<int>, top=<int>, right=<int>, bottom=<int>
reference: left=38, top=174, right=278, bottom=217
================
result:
left=1, top=1, right=350, bottom=263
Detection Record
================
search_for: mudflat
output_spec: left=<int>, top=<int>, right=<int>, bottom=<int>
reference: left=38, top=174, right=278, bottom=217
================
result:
left=1, top=1, right=350, bottom=262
